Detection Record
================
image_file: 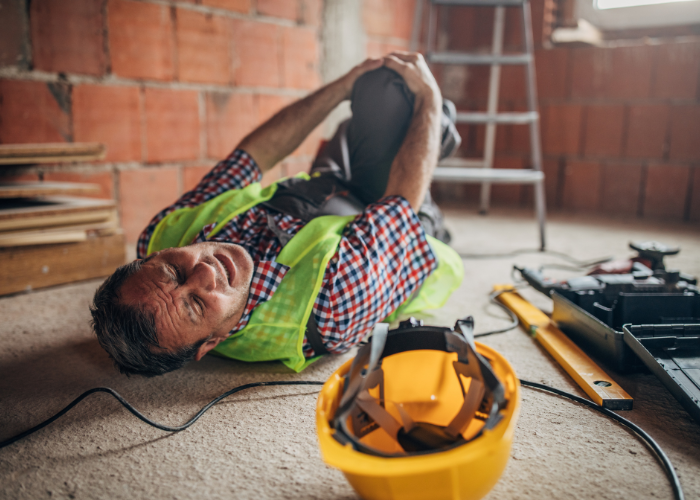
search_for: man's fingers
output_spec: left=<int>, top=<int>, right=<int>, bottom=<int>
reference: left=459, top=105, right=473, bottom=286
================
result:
left=383, top=54, right=411, bottom=77
left=388, top=51, right=421, bottom=63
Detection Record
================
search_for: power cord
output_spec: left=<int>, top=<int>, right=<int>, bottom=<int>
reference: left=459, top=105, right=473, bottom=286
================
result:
left=0, top=379, right=684, bottom=500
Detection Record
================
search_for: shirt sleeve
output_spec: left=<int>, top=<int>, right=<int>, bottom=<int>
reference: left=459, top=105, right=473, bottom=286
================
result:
left=136, top=149, right=262, bottom=258
left=310, top=195, right=438, bottom=355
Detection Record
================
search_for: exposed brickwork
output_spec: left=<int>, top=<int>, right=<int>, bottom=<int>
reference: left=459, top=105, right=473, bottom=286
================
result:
left=144, top=88, right=200, bottom=163
left=643, top=164, right=691, bottom=219
left=562, top=160, right=602, bottom=212
left=231, top=19, right=281, bottom=88
left=600, top=163, right=643, bottom=216
left=30, top=0, right=106, bottom=77
left=0, top=0, right=28, bottom=68
left=535, top=48, right=569, bottom=100
left=256, top=0, right=299, bottom=21
left=653, top=42, right=700, bottom=100
left=44, top=171, right=115, bottom=200
left=281, top=27, right=320, bottom=89
left=689, top=169, right=700, bottom=222
left=72, top=85, right=142, bottom=162
left=668, top=106, right=700, bottom=161
left=202, top=0, right=251, bottom=13
left=119, top=167, right=179, bottom=242
left=108, top=0, right=175, bottom=81
left=0, top=80, right=71, bottom=144
left=542, top=104, right=582, bottom=155
left=205, top=91, right=256, bottom=159
left=583, top=105, right=625, bottom=158
left=183, top=165, right=215, bottom=193
left=175, top=8, right=233, bottom=85
left=625, top=105, right=669, bottom=160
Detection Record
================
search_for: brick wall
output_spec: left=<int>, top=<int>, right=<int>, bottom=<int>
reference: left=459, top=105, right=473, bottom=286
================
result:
left=413, top=1, right=700, bottom=223
left=0, top=0, right=323, bottom=243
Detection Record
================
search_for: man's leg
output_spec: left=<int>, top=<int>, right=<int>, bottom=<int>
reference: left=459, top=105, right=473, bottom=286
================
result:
left=312, top=67, right=458, bottom=242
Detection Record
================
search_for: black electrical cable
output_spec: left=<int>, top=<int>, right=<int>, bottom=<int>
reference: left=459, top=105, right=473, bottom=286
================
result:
left=519, top=379, right=684, bottom=500
left=459, top=248, right=611, bottom=268
left=0, top=381, right=324, bottom=450
left=0, top=379, right=684, bottom=499
left=474, top=288, right=521, bottom=338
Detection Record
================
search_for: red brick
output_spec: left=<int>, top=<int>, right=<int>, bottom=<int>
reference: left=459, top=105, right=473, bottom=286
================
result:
left=206, top=91, right=256, bottom=159
left=669, top=105, right=700, bottom=161
left=0, top=173, right=40, bottom=183
left=183, top=165, right=214, bottom=193
left=606, top=45, right=653, bottom=100
left=689, top=168, right=700, bottom=222
left=281, top=27, right=320, bottom=90
left=0, top=80, right=71, bottom=144
left=231, top=19, right=281, bottom=88
left=44, top=171, right=115, bottom=200
left=108, top=0, right=175, bottom=81
left=30, top=0, right=106, bottom=76
left=144, top=88, right=200, bottom=163
left=119, top=167, right=179, bottom=242
left=491, top=156, right=524, bottom=206
left=625, top=105, right=669, bottom=160
left=643, top=164, right=691, bottom=219
left=72, top=85, right=142, bottom=162
left=201, top=0, right=251, bottom=13
left=653, top=42, right=700, bottom=100
left=541, top=104, right=582, bottom=155
left=535, top=48, right=568, bottom=100
left=257, top=0, right=299, bottom=20
left=364, top=0, right=393, bottom=38
left=393, top=0, right=416, bottom=40
left=300, top=0, right=323, bottom=27
left=583, top=105, right=625, bottom=158
left=499, top=65, right=527, bottom=102
left=0, top=0, right=28, bottom=67
left=570, top=48, right=609, bottom=99
left=600, top=163, right=642, bottom=216
left=175, top=9, right=232, bottom=85
left=561, top=160, right=602, bottom=211
left=256, top=94, right=293, bottom=125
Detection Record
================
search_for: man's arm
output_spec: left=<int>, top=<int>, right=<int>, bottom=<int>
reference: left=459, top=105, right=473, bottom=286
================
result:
left=238, top=58, right=383, bottom=173
left=381, top=53, right=443, bottom=210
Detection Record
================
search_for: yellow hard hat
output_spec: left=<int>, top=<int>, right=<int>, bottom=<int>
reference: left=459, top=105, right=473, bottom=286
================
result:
left=316, top=317, right=520, bottom=500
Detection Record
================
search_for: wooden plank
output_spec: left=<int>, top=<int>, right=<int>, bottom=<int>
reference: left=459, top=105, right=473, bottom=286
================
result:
left=493, top=284, right=634, bottom=410
left=0, top=233, right=126, bottom=296
left=0, top=181, right=100, bottom=198
left=0, top=143, right=106, bottom=165
left=0, top=196, right=116, bottom=232
left=0, top=220, right=119, bottom=247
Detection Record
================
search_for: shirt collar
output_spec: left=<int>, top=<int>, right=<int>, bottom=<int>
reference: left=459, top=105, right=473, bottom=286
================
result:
left=228, top=259, right=289, bottom=335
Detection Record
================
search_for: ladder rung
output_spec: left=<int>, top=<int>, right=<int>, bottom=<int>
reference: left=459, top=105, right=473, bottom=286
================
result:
left=428, top=52, right=532, bottom=65
left=432, top=166, right=544, bottom=184
left=430, top=0, right=526, bottom=6
left=455, top=111, right=538, bottom=124
left=440, top=158, right=486, bottom=168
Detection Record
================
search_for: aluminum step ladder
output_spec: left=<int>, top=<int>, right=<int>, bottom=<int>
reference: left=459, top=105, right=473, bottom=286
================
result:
left=411, top=0, right=547, bottom=250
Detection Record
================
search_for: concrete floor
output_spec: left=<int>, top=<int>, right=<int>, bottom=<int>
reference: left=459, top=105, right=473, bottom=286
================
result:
left=1, top=208, right=699, bottom=500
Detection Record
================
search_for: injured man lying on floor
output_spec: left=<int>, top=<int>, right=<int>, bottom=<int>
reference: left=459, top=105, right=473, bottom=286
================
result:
left=90, top=52, right=464, bottom=377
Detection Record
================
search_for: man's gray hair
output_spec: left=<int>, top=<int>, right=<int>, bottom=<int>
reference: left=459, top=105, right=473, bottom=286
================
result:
left=90, top=260, right=205, bottom=377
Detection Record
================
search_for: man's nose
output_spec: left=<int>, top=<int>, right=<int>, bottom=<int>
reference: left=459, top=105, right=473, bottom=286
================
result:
left=187, top=261, right=218, bottom=292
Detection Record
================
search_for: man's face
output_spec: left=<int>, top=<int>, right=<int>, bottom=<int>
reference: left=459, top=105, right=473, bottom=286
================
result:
left=120, top=242, right=254, bottom=360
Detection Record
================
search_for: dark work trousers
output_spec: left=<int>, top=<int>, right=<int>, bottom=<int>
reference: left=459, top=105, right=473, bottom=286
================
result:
left=262, top=67, right=449, bottom=242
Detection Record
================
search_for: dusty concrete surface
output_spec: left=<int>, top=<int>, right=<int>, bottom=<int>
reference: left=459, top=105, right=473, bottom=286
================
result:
left=1, top=209, right=699, bottom=500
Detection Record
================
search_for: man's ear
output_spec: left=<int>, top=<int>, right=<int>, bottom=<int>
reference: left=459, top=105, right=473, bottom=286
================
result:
left=195, top=337, right=223, bottom=361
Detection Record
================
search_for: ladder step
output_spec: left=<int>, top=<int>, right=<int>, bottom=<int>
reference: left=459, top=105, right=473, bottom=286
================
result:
left=455, top=111, right=538, bottom=124
left=440, top=158, right=486, bottom=168
left=430, top=0, right=526, bottom=6
left=432, top=166, right=544, bottom=184
left=428, top=52, right=532, bottom=65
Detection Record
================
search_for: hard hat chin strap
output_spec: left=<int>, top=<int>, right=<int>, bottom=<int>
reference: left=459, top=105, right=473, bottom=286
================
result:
left=332, top=318, right=508, bottom=457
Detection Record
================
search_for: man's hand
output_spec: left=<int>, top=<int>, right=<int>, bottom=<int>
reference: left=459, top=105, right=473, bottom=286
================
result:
left=382, top=52, right=443, bottom=210
left=383, top=52, right=441, bottom=109
left=338, top=58, right=384, bottom=99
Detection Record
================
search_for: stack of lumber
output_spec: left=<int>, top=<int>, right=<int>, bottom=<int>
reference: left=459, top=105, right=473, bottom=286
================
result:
left=0, top=143, right=125, bottom=296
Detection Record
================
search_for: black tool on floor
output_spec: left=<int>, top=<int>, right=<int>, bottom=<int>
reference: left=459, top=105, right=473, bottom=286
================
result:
left=513, top=241, right=700, bottom=425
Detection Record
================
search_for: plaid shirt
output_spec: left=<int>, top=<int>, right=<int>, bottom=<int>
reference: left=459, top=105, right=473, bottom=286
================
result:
left=137, top=149, right=437, bottom=357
